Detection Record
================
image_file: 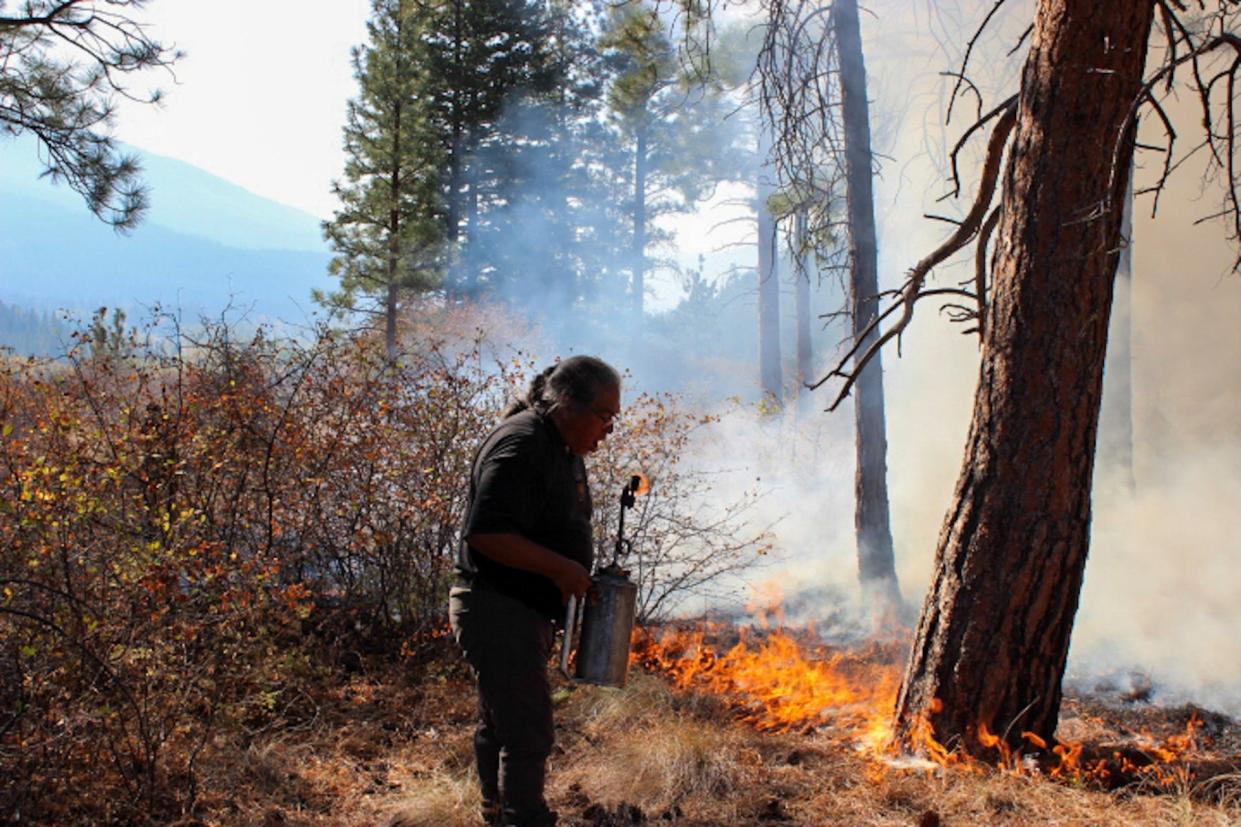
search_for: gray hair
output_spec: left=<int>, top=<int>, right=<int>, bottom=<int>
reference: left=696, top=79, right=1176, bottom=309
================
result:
left=504, top=355, right=620, bottom=418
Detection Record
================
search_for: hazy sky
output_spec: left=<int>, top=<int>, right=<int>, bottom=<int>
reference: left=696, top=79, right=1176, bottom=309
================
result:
left=116, top=0, right=372, bottom=219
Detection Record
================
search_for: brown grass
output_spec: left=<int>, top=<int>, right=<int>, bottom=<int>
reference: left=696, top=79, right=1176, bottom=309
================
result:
left=124, top=650, right=1241, bottom=827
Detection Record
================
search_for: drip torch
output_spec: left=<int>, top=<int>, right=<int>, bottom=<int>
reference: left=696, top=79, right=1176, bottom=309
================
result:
left=559, top=473, right=648, bottom=687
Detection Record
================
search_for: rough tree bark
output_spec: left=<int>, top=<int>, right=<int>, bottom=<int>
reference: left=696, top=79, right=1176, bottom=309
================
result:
left=892, top=0, right=1156, bottom=754
left=834, top=0, right=899, bottom=609
left=758, top=130, right=783, bottom=401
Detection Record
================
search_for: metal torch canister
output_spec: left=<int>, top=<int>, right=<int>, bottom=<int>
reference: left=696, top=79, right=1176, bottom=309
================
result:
left=569, top=563, right=637, bottom=687
left=558, top=474, right=646, bottom=687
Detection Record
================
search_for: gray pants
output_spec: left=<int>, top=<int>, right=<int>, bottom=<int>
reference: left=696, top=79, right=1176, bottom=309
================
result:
left=449, top=585, right=557, bottom=827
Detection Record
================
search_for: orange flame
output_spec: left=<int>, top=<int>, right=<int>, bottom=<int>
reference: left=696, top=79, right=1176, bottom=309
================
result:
left=632, top=621, right=901, bottom=745
left=633, top=602, right=1209, bottom=789
left=630, top=472, right=651, bottom=497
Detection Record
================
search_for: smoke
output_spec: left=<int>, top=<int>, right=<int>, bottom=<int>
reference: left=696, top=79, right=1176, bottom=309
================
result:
left=613, top=0, right=1241, bottom=721
left=1067, top=135, right=1241, bottom=716
left=1073, top=443, right=1241, bottom=716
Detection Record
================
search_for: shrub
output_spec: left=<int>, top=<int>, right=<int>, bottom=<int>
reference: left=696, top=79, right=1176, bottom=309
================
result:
left=0, top=314, right=509, bottom=822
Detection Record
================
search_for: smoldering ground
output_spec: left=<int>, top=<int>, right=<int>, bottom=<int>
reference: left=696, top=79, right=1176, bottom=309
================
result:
left=380, top=0, right=1241, bottom=717
left=519, top=0, right=1241, bottom=721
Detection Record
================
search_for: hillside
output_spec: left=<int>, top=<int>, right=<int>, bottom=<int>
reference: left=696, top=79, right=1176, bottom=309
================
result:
left=0, top=135, right=334, bottom=328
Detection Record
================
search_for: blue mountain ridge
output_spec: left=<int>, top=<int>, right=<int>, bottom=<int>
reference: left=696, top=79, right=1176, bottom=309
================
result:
left=1, top=134, right=335, bottom=323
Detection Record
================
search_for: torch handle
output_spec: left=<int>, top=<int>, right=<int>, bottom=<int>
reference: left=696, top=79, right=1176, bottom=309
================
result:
left=559, top=595, right=578, bottom=678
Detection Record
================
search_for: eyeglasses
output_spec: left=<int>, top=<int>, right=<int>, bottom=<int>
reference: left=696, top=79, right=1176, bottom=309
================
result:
left=589, top=404, right=620, bottom=428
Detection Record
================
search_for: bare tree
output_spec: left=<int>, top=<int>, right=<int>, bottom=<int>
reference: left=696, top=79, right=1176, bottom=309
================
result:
left=0, top=0, right=178, bottom=228
left=758, top=0, right=900, bottom=612
left=757, top=127, right=783, bottom=402
left=819, top=0, right=1241, bottom=755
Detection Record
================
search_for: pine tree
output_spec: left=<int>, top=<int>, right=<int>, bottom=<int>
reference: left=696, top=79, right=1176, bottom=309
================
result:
left=414, top=0, right=565, bottom=298
left=600, top=3, right=746, bottom=317
left=0, top=1, right=178, bottom=228
left=320, top=0, right=446, bottom=360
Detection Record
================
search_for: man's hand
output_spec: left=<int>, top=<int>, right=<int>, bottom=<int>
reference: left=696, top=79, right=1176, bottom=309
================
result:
left=552, top=558, right=592, bottom=604
left=467, top=532, right=593, bottom=603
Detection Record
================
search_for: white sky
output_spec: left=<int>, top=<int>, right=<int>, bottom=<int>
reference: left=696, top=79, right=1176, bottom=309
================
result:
left=110, top=0, right=725, bottom=309
left=117, top=0, right=372, bottom=219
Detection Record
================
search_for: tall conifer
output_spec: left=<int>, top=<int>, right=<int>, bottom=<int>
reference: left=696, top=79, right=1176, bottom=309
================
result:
left=321, top=0, right=445, bottom=359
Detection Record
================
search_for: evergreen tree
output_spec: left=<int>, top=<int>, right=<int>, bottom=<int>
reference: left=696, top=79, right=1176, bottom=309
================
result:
left=0, top=301, right=68, bottom=356
left=414, top=0, right=564, bottom=298
left=600, top=3, right=747, bottom=316
left=0, top=0, right=177, bottom=228
left=320, top=0, right=446, bottom=359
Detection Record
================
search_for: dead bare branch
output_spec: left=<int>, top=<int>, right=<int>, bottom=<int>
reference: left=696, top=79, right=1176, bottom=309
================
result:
left=974, top=206, right=1002, bottom=339
left=944, top=95, right=1019, bottom=200
left=810, top=99, right=1017, bottom=411
left=947, top=0, right=1015, bottom=124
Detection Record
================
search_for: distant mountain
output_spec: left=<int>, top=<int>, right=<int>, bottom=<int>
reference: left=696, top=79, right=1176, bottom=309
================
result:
left=0, top=133, right=335, bottom=324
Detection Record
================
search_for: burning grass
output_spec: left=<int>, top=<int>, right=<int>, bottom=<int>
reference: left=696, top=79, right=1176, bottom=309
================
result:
left=631, top=619, right=1241, bottom=800
left=29, top=626, right=1240, bottom=826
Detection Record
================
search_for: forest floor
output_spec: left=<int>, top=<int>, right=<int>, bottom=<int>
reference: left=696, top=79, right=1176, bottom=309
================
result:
left=178, top=630, right=1241, bottom=827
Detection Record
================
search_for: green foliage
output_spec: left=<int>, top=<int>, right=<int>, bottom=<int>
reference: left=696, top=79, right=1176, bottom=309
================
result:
left=0, top=0, right=179, bottom=228
left=320, top=0, right=447, bottom=330
left=598, top=2, right=754, bottom=309
left=323, top=0, right=613, bottom=320
left=416, top=0, right=605, bottom=303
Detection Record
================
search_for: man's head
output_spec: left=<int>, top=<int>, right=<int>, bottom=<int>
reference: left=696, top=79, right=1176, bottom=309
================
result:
left=541, top=356, right=621, bottom=455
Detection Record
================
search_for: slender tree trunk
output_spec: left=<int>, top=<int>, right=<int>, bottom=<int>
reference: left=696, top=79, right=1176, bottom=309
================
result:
left=384, top=277, right=398, bottom=361
left=893, top=1, right=1155, bottom=755
left=447, top=0, right=466, bottom=295
left=633, top=121, right=648, bottom=317
left=834, top=0, right=899, bottom=609
left=757, top=131, right=782, bottom=402
left=794, top=210, right=813, bottom=396
left=1098, top=159, right=1137, bottom=491
left=465, top=165, right=479, bottom=292
left=386, top=87, right=403, bottom=362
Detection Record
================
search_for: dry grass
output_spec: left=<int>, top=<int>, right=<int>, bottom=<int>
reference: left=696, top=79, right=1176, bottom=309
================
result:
left=142, top=651, right=1241, bottom=827
left=382, top=771, right=480, bottom=827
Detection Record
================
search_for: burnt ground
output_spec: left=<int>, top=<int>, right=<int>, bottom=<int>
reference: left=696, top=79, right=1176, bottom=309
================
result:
left=171, top=636, right=1241, bottom=827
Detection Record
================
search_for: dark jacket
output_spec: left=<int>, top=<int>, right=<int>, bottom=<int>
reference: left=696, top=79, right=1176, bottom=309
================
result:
left=457, top=409, right=594, bottom=619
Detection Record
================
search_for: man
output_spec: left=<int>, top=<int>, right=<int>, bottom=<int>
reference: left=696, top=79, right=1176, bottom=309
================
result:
left=450, top=355, right=622, bottom=827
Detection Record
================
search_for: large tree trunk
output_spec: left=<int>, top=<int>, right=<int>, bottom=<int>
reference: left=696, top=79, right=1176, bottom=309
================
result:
left=757, top=131, right=782, bottom=401
left=892, top=1, right=1155, bottom=755
left=834, top=0, right=899, bottom=609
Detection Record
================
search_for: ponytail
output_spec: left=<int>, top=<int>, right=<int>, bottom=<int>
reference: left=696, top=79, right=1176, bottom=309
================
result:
left=503, top=364, right=557, bottom=418
left=502, top=356, right=620, bottom=419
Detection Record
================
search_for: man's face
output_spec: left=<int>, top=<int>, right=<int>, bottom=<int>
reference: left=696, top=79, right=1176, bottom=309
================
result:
left=564, top=384, right=620, bottom=456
